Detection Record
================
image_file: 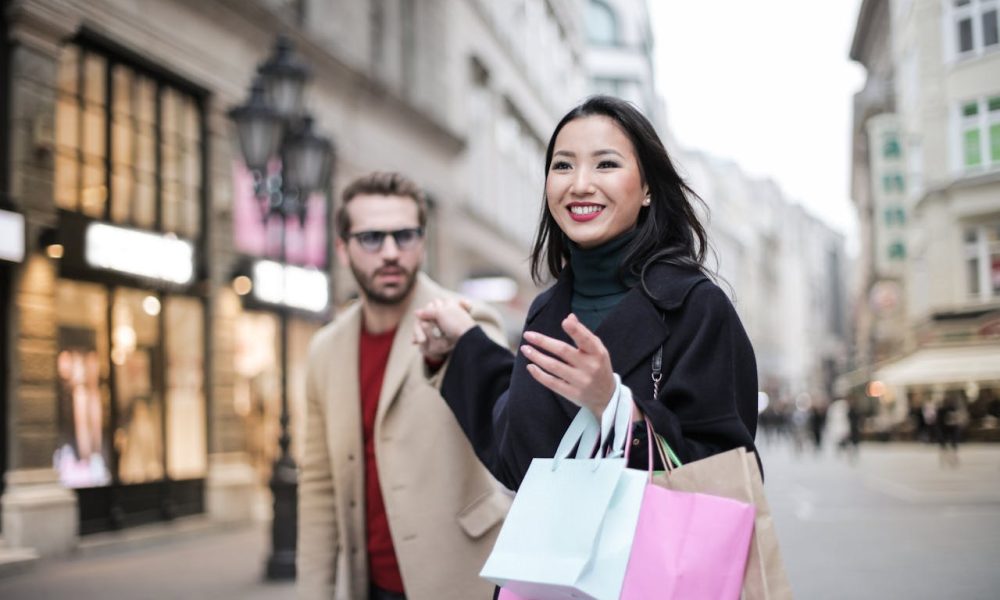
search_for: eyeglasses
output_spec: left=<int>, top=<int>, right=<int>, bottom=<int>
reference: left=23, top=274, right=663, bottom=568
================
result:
left=346, top=227, right=424, bottom=253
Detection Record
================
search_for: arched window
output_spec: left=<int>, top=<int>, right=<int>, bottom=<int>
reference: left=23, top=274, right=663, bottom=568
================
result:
left=586, top=0, right=619, bottom=46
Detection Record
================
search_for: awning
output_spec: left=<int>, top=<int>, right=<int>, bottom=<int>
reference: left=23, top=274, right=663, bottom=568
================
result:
left=874, top=343, right=1000, bottom=387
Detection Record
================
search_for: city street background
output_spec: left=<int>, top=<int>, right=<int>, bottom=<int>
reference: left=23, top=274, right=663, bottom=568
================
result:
left=2, top=439, right=998, bottom=599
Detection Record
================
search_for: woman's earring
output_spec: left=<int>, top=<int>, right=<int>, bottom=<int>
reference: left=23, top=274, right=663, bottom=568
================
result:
left=642, top=196, right=651, bottom=207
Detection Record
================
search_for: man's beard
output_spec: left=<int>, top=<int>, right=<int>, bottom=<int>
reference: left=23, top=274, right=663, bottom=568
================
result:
left=350, top=262, right=418, bottom=306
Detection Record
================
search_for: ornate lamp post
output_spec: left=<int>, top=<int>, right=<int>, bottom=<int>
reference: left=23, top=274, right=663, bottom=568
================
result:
left=228, top=35, right=334, bottom=581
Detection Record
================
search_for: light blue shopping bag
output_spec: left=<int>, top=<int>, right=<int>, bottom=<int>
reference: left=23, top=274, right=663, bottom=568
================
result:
left=481, top=377, right=646, bottom=600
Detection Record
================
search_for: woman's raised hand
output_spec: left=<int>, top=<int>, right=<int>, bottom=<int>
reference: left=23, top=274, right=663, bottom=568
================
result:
left=413, top=297, right=477, bottom=361
left=521, top=313, right=616, bottom=418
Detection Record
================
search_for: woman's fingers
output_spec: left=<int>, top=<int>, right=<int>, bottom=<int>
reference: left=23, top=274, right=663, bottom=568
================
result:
left=526, top=363, right=576, bottom=400
left=520, top=344, right=581, bottom=386
left=561, top=313, right=606, bottom=357
left=522, top=331, right=579, bottom=364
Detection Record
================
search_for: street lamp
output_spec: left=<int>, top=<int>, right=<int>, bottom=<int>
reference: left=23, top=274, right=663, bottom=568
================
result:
left=228, top=35, right=334, bottom=581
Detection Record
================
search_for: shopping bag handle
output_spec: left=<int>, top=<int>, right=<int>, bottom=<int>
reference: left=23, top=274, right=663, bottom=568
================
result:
left=553, top=407, right=600, bottom=462
left=604, top=377, right=634, bottom=459
left=552, top=375, right=629, bottom=466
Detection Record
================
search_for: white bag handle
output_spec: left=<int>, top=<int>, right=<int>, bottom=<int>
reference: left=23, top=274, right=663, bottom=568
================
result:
left=553, top=375, right=631, bottom=466
left=604, top=379, right=634, bottom=459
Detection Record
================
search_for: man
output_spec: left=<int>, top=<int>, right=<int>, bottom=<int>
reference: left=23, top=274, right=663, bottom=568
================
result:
left=298, top=172, right=510, bottom=600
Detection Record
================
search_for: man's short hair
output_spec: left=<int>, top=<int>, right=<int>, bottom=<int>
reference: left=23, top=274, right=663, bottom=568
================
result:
left=336, top=171, right=428, bottom=239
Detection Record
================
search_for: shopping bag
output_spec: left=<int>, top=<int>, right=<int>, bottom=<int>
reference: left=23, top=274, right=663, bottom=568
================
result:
left=619, top=476, right=755, bottom=599
left=650, top=440, right=792, bottom=600
left=482, top=377, right=646, bottom=600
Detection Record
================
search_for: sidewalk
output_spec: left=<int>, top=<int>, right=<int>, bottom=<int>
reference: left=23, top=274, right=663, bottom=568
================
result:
left=760, top=441, right=1000, bottom=599
left=0, top=521, right=294, bottom=600
left=2, top=441, right=998, bottom=599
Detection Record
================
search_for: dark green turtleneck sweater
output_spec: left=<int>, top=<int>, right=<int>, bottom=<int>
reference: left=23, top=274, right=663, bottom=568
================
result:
left=569, top=230, right=638, bottom=331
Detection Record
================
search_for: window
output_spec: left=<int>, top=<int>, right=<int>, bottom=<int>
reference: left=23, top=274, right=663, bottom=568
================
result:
left=884, top=206, right=906, bottom=226
left=586, top=0, right=619, bottom=46
left=883, top=134, right=902, bottom=159
left=888, top=241, right=906, bottom=260
left=959, top=96, right=1000, bottom=170
left=54, top=281, right=111, bottom=489
left=953, top=0, right=1000, bottom=57
left=882, top=172, right=905, bottom=193
left=55, top=43, right=203, bottom=238
left=165, top=296, right=206, bottom=479
left=965, top=223, right=1000, bottom=300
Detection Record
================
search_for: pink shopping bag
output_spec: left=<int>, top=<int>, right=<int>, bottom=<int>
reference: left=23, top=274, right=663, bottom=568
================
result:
left=619, top=482, right=755, bottom=600
left=499, top=482, right=754, bottom=600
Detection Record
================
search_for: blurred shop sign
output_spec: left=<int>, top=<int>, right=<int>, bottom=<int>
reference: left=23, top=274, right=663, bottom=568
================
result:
left=252, top=259, right=329, bottom=313
left=0, top=209, right=25, bottom=263
left=86, top=222, right=194, bottom=285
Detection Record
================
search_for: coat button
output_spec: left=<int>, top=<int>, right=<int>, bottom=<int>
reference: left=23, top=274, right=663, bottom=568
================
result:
left=349, top=500, right=356, bottom=508
left=347, top=454, right=355, bottom=461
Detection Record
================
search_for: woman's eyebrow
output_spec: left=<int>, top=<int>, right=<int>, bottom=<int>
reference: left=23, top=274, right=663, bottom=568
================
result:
left=552, top=149, right=625, bottom=158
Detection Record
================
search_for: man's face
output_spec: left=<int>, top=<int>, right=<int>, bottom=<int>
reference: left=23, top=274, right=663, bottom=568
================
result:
left=336, top=194, right=424, bottom=306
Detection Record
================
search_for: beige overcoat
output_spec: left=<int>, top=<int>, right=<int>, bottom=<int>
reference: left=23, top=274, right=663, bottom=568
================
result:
left=297, top=273, right=511, bottom=600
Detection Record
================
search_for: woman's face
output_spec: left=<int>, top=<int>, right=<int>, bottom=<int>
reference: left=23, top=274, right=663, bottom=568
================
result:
left=545, top=115, right=647, bottom=249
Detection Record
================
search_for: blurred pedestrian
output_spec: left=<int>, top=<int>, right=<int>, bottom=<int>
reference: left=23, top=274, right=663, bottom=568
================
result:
left=937, top=394, right=968, bottom=468
left=839, top=398, right=862, bottom=463
left=297, top=172, right=511, bottom=600
left=808, top=401, right=827, bottom=453
left=413, top=95, right=759, bottom=493
left=826, top=398, right=850, bottom=455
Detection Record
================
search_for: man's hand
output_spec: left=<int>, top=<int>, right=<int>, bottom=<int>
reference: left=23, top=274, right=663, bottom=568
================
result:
left=413, top=297, right=477, bottom=361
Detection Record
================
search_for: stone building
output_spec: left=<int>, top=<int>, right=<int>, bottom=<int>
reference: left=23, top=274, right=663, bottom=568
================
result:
left=0, top=0, right=584, bottom=557
left=848, top=0, right=1000, bottom=437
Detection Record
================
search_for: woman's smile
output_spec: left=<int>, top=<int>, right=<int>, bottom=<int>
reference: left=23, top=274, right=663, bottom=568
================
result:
left=568, top=202, right=605, bottom=222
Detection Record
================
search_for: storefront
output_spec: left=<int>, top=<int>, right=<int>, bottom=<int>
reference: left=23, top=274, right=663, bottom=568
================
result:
left=229, top=163, right=331, bottom=484
left=0, top=208, right=26, bottom=521
left=874, top=342, right=1000, bottom=441
left=47, top=38, right=209, bottom=533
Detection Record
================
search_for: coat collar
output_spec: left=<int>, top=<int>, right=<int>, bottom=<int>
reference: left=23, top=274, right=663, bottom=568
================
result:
left=525, top=261, right=708, bottom=381
left=375, top=272, right=444, bottom=425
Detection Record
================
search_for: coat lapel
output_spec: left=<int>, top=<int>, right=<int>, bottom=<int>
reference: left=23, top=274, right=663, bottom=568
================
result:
left=324, top=303, right=363, bottom=464
left=595, top=287, right=669, bottom=379
left=530, top=267, right=671, bottom=391
left=374, top=273, right=438, bottom=426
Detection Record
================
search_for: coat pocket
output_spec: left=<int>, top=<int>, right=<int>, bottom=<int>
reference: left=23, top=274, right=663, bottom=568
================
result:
left=457, top=489, right=511, bottom=539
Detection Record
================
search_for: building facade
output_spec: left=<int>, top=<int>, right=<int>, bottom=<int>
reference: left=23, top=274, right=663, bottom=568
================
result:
left=848, top=0, right=1000, bottom=438
left=1, top=0, right=585, bottom=557
left=582, top=0, right=665, bottom=131
left=681, top=152, right=850, bottom=414
left=585, top=0, right=850, bottom=416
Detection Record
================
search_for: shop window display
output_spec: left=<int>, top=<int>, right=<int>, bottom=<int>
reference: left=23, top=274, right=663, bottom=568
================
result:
left=113, top=288, right=163, bottom=484
left=233, top=311, right=282, bottom=482
left=54, top=282, right=112, bottom=488
left=165, top=296, right=207, bottom=479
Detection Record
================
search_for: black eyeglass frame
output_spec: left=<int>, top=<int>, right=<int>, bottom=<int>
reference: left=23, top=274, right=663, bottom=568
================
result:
left=344, top=227, right=425, bottom=252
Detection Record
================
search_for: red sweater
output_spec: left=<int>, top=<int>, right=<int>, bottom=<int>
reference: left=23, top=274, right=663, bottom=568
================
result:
left=359, top=325, right=404, bottom=593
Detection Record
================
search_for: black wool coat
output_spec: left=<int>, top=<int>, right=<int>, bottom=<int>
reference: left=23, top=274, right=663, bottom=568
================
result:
left=441, top=261, right=759, bottom=491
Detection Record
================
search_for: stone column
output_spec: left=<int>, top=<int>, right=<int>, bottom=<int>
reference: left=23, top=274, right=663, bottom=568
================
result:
left=1, top=0, right=81, bottom=556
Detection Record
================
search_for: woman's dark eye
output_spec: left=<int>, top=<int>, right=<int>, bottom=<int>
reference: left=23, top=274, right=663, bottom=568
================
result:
left=551, top=161, right=572, bottom=171
left=597, top=160, right=620, bottom=169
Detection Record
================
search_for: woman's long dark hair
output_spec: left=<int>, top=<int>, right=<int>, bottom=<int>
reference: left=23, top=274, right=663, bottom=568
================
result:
left=530, top=95, right=709, bottom=289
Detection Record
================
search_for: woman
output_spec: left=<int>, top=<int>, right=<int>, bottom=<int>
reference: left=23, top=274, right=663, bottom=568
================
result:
left=415, top=95, right=758, bottom=490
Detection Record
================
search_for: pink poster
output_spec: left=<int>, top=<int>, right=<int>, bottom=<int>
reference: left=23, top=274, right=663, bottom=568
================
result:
left=232, top=161, right=328, bottom=268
